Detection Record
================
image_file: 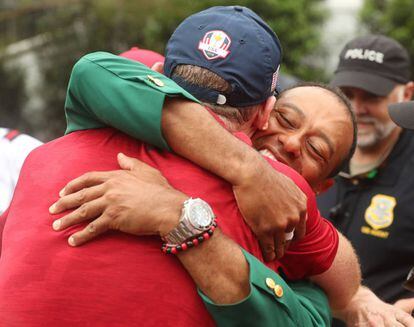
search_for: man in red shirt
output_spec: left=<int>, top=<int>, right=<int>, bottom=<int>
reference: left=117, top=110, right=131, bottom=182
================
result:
left=0, top=6, right=361, bottom=326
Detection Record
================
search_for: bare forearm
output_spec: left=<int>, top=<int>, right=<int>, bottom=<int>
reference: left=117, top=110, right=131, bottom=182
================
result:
left=162, top=97, right=261, bottom=185
left=310, top=232, right=361, bottom=310
left=177, top=229, right=250, bottom=304
left=334, top=286, right=414, bottom=325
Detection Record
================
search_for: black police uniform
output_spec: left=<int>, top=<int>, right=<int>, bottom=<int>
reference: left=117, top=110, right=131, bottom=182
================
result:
left=318, top=130, right=414, bottom=304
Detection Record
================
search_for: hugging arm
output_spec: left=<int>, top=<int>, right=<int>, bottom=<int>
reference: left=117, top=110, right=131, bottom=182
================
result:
left=52, top=155, right=331, bottom=327
left=51, top=154, right=414, bottom=326
left=65, top=51, right=307, bottom=260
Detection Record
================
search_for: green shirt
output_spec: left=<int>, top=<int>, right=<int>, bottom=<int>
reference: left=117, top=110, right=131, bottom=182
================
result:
left=201, top=250, right=331, bottom=327
left=65, top=51, right=200, bottom=151
left=64, top=51, right=331, bottom=326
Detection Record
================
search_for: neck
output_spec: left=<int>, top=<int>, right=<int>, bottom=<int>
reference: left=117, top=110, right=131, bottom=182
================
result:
left=219, top=115, right=255, bottom=137
left=351, top=127, right=402, bottom=166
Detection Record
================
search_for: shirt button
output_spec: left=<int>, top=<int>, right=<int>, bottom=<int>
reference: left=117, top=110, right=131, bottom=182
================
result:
left=147, top=75, right=164, bottom=87
left=265, top=277, right=276, bottom=289
left=351, top=179, right=359, bottom=186
left=274, top=285, right=284, bottom=298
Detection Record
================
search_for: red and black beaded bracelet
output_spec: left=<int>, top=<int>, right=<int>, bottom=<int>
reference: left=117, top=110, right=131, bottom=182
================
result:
left=161, top=221, right=218, bottom=255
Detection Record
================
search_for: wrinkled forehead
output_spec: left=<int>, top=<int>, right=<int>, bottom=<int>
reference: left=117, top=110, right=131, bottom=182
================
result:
left=277, top=86, right=353, bottom=148
left=277, top=87, right=349, bottom=121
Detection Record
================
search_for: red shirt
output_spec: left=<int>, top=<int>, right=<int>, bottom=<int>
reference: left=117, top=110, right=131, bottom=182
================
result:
left=0, top=128, right=337, bottom=326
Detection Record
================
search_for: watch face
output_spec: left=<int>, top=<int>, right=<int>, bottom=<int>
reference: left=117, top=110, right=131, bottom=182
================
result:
left=188, top=199, right=214, bottom=229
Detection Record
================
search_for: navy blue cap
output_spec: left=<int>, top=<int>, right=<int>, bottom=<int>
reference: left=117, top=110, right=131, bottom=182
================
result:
left=164, top=6, right=282, bottom=107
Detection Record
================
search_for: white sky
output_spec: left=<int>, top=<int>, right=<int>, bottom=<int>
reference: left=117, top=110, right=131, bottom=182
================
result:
left=322, top=0, right=364, bottom=73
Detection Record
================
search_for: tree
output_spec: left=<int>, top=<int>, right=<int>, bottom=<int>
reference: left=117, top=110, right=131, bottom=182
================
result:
left=0, top=57, right=26, bottom=131
left=5, top=0, right=329, bottom=139
left=360, top=0, right=414, bottom=79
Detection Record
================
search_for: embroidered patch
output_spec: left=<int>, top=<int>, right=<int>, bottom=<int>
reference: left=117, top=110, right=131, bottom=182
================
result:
left=198, top=30, right=231, bottom=60
left=364, top=194, right=396, bottom=230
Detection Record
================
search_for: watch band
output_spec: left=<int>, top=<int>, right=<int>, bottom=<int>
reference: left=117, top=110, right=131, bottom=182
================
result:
left=162, top=198, right=215, bottom=246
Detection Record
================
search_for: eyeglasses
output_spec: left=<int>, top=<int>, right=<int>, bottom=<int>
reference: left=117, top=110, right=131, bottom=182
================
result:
left=403, top=267, right=414, bottom=292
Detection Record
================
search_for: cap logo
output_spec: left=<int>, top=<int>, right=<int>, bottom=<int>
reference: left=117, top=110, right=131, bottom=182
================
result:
left=198, top=30, right=231, bottom=60
left=344, top=48, right=384, bottom=64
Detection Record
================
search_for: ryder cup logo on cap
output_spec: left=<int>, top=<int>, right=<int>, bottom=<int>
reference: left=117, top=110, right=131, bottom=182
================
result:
left=198, top=30, right=231, bottom=60
left=164, top=6, right=282, bottom=107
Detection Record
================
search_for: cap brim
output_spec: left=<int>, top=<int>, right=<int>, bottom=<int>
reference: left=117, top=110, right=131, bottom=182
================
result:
left=330, top=70, right=397, bottom=96
left=388, top=101, right=414, bottom=130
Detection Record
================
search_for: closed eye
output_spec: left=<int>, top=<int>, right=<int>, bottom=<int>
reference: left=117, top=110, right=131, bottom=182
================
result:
left=277, top=112, right=295, bottom=129
left=307, top=141, right=326, bottom=162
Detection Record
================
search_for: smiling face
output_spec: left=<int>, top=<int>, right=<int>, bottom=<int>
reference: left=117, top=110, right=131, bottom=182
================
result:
left=252, top=86, right=354, bottom=191
left=340, top=86, right=402, bottom=149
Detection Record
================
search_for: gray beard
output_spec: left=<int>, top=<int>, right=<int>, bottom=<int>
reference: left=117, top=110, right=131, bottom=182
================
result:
left=357, top=120, right=397, bottom=149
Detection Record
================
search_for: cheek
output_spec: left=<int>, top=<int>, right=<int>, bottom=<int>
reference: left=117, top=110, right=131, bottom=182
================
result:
left=370, top=104, right=391, bottom=122
left=300, top=162, right=315, bottom=179
left=300, top=156, right=324, bottom=183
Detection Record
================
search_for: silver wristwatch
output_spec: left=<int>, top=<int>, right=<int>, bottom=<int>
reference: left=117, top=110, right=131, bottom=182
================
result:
left=162, top=198, right=215, bottom=246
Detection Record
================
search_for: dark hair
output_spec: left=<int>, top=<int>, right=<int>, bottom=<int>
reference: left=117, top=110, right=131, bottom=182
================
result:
left=277, top=82, right=357, bottom=178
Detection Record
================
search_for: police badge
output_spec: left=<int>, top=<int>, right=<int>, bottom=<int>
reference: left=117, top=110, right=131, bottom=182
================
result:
left=364, top=194, right=397, bottom=230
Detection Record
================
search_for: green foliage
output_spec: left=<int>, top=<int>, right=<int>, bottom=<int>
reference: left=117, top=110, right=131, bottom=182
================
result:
left=0, top=58, right=26, bottom=131
left=3, top=0, right=328, bottom=139
left=360, top=0, right=414, bottom=78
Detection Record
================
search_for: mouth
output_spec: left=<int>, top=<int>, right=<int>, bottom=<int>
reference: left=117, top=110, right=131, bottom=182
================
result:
left=259, top=147, right=289, bottom=166
left=357, top=122, right=373, bottom=127
left=259, top=148, right=276, bottom=161
left=357, top=119, right=376, bottom=127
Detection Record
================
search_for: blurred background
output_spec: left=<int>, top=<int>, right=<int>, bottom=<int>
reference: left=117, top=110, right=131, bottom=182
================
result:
left=0, top=0, right=413, bottom=141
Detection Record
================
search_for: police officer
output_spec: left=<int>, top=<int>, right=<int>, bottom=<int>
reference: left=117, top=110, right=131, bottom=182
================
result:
left=317, top=34, right=414, bottom=324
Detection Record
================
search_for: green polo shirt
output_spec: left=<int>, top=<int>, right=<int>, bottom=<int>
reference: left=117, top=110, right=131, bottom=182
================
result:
left=65, top=51, right=201, bottom=151
left=64, top=51, right=332, bottom=326
left=201, top=250, right=331, bottom=326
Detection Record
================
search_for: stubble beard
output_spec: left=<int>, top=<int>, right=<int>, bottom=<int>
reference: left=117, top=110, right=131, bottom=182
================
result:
left=357, top=119, right=397, bottom=150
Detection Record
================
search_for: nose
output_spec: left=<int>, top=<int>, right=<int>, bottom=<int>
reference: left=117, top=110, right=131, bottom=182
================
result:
left=279, top=133, right=301, bottom=158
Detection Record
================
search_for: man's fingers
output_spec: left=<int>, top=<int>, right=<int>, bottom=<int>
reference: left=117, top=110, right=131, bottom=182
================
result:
left=67, top=217, right=110, bottom=247
left=117, top=153, right=138, bottom=171
left=259, top=236, right=276, bottom=262
left=118, top=153, right=153, bottom=172
left=118, top=153, right=162, bottom=177
left=52, top=198, right=105, bottom=231
left=294, top=212, right=307, bottom=240
left=396, top=311, right=414, bottom=327
left=50, top=184, right=104, bottom=214
left=60, top=171, right=115, bottom=196
left=274, top=230, right=286, bottom=259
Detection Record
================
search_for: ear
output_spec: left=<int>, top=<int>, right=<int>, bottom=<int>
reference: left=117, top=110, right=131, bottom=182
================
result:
left=403, top=81, right=414, bottom=100
left=151, top=62, right=164, bottom=74
left=255, top=95, right=276, bottom=130
left=314, top=178, right=334, bottom=195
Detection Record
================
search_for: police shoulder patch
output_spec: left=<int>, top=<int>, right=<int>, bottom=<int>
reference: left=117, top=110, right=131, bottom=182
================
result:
left=364, top=194, right=396, bottom=230
left=198, top=30, right=231, bottom=60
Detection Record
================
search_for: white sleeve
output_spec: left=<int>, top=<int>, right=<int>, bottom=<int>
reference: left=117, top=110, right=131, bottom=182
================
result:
left=9, top=134, right=42, bottom=185
left=0, top=140, right=14, bottom=214
left=0, top=134, right=42, bottom=214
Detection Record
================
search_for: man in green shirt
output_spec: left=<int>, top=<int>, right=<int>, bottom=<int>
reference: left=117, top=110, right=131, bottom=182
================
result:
left=53, top=50, right=414, bottom=325
left=60, top=55, right=339, bottom=325
left=49, top=7, right=414, bottom=327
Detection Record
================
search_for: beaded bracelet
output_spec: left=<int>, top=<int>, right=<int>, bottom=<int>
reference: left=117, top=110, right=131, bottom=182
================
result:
left=161, top=221, right=218, bottom=255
